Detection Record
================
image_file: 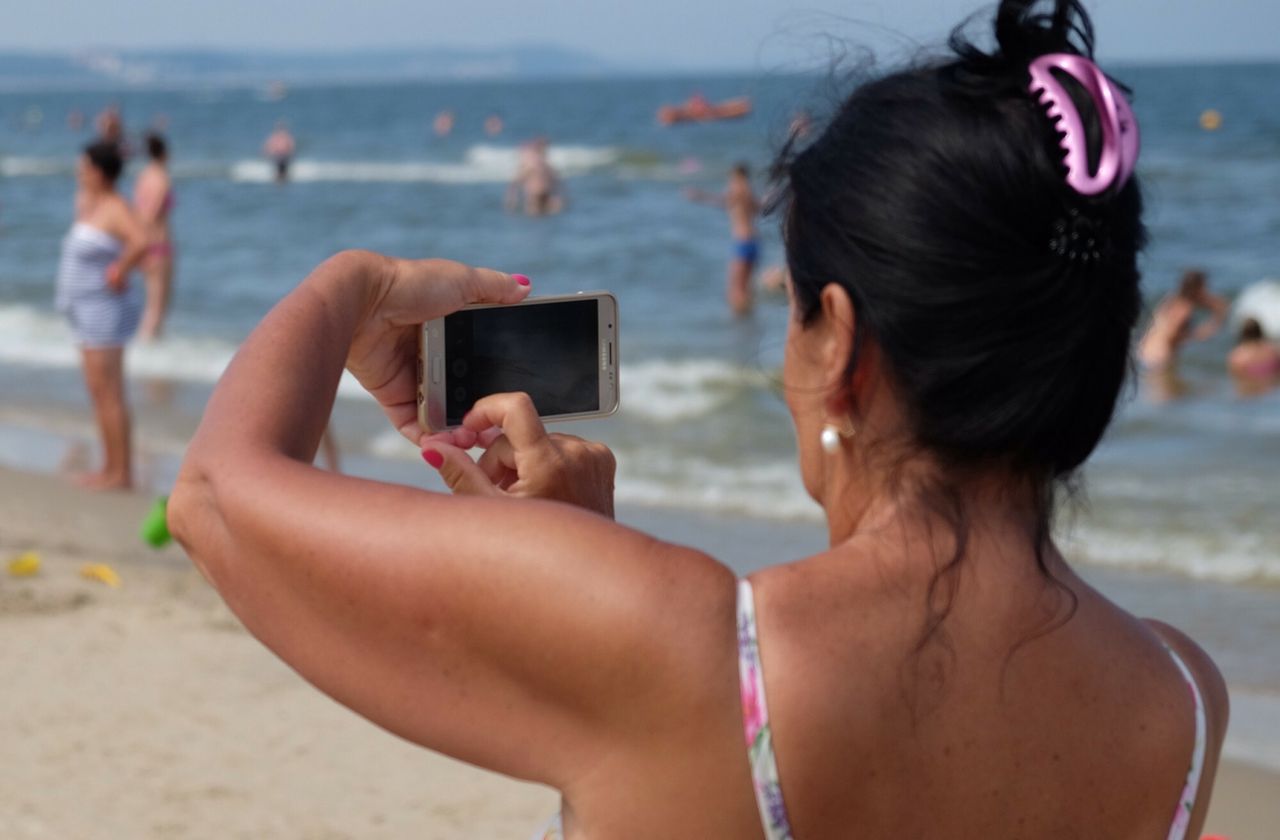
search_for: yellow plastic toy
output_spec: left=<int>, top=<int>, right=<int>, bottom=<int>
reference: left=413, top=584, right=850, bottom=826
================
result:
left=7, top=551, right=41, bottom=577
left=79, top=563, right=122, bottom=588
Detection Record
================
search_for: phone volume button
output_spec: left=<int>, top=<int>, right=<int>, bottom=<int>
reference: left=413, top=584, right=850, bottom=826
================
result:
left=432, top=357, right=444, bottom=384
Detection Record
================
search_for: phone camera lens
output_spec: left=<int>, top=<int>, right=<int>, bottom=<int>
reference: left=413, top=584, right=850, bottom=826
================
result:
left=453, top=386, right=468, bottom=404
left=451, top=359, right=468, bottom=377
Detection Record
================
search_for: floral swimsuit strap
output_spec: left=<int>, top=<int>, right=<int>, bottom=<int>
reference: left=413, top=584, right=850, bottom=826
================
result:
left=1164, top=645, right=1207, bottom=840
left=734, top=580, right=1206, bottom=840
left=737, top=579, right=796, bottom=840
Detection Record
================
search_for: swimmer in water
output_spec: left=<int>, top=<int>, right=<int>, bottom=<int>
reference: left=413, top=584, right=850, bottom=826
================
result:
left=484, top=113, right=504, bottom=137
left=685, top=163, right=761, bottom=316
left=263, top=121, right=296, bottom=183
left=1227, top=318, right=1280, bottom=397
left=433, top=109, right=455, bottom=138
left=1138, top=269, right=1229, bottom=371
left=505, top=137, right=564, bottom=217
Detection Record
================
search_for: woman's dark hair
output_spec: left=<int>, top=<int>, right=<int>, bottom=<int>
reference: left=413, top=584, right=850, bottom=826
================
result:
left=1239, top=318, right=1264, bottom=344
left=145, top=131, right=168, bottom=162
left=83, top=140, right=124, bottom=185
left=771, top=0, right=1146, bottom=650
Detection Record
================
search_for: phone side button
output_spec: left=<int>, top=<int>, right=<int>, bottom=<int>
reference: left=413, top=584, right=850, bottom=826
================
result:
left=432, top=357, right=444, bottom=384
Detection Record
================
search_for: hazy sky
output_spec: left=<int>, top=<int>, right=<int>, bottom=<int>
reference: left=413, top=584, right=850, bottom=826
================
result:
left=7, top=0, right=1280, bottom=67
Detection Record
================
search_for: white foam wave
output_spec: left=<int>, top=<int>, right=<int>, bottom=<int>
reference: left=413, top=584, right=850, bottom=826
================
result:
left=620, top=358, right=770, bottom=422
left=464, top=143, right=621, bottom=174
left=229, top=159, right=506, bottom=184
left=229, top=143, right=622, bottom=185
left=0, top=156, right=69, bottom=177
left=0, top=304, right=367, bottom=398
left=613, top=451, right=820, bottom=521
left=1064, top=524, right=1280, bottom=586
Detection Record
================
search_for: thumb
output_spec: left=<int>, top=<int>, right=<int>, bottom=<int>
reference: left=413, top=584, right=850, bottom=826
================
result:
left=422, top=443, right=501, bottom=498
left=466, top=267, right=532, bottom=306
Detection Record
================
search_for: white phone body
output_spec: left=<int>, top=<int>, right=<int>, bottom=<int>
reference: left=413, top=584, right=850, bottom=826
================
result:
left=418, top=292, right=619, bottom=432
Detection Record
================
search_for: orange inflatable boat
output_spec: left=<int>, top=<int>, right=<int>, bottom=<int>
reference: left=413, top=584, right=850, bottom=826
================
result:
left=658, top=95, right=753, bottom=126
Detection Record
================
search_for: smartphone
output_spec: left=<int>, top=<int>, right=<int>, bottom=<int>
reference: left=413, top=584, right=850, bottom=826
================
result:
left=418, top=292, right=619, bottom=432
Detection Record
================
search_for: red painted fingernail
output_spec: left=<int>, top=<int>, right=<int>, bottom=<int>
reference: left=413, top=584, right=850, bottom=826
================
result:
left=513, top=274, right=531, bottom=286
left=422, top=449, right=444, bottom=469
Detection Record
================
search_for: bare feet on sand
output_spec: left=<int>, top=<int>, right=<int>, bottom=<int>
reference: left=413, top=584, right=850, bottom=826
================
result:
left=72, top=471, right=133, bottom=491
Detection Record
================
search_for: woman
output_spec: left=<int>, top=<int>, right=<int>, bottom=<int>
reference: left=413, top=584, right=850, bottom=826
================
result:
left=1227, top=318, right=1280, bottom=396
left=56, top=141, right=148, bottom=490
left=134, top=132, right=176, bottom=341
left=170, top=2, right=1227, bottom=837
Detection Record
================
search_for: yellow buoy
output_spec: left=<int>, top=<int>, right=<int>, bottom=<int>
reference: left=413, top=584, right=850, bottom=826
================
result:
left=7, top=551, right=41, bottom=577
left=1200, top=109, right=1223, bottom=131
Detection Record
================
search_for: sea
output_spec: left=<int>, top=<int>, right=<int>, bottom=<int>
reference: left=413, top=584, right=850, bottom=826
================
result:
left=1, top=66, right=1279, bottom=765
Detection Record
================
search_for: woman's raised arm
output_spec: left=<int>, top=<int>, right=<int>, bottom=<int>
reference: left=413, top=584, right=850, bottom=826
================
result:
left=168, top=251, right=740, bottom=789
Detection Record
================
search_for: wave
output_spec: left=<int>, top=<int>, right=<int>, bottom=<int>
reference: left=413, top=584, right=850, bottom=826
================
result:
left=0, top=143, right=629, bottom=185
left=1064, top=524, right=1280, bottom=586
left=0, top=304, right=368, bottom=398
left=0, top=156, right=70, bottom=177
left=619, top=358, right=771, bottom=422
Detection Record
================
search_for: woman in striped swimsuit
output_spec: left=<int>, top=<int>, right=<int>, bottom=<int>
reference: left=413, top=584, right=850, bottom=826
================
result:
left=169, top=1, right=1229, bottom=837
left=56, top=141, right=148, bottom=490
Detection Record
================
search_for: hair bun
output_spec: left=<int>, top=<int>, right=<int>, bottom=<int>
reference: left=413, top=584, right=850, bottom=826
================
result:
left=995, top=0, right=1096, bottom=62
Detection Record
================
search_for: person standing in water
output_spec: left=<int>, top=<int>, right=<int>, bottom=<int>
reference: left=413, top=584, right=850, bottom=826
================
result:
left=686, top=163, right=761, bottom=316
left=263, top=121, right=296, bottom=183
left=134, top=132, right=176, bottom=340
left=1138, top=269, right=1229, bottom=370
left=94, top=104, right=125, bottom=147
left=55, top=141, right=148, bottom=490
left=505, top=137, right=564, bottom=217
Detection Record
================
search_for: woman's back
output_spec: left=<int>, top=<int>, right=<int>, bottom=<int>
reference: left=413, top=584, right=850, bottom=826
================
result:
left=751, top=540, right=1224, bottom=839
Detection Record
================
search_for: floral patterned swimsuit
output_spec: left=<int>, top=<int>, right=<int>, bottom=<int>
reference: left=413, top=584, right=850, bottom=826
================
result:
left=536, top=580, right=1207, bottom=840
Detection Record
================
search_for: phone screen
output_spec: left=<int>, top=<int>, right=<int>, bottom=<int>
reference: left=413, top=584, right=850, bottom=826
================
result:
left=444, top=300, right=600, bottom=425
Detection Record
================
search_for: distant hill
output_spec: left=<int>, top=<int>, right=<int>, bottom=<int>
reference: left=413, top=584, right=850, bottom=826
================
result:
left=0, top=46, right=621, bottom=88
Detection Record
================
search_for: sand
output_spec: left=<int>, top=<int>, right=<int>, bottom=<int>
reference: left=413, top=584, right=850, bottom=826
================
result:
left=1, top=467, right=1275, bottom=839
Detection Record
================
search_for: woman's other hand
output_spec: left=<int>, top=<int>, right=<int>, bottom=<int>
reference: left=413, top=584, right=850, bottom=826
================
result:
left=340, top=255, right=531, bottom=445
left=422, top=392, right=616, bottom=519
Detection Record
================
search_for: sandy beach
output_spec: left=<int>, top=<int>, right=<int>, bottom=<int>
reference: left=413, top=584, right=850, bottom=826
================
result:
left=2, top=466, right=1277, bottom=839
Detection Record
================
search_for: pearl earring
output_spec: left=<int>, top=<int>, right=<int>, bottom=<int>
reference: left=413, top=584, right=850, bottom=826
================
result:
left=820, top=424, right=842, bottom=455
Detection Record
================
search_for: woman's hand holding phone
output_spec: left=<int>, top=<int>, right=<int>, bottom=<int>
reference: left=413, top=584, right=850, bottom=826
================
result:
left=421, top=392, right=617, bottom=519
left=342, top=257, right=531, bottom=445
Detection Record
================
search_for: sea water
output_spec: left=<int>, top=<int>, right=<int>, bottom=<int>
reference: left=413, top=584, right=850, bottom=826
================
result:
left=0, top=70, right=1277, bottom=581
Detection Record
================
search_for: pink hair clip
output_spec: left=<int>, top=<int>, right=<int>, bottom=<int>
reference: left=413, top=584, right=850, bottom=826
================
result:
left=1028, top=53, right=1140, bottom=197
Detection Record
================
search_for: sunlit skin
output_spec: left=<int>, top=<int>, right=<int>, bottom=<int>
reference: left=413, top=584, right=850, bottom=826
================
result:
left=171, top=251, right=1227, bottom=838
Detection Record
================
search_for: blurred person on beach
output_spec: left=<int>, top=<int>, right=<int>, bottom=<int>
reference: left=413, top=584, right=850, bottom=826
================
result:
left=686, top=162, right=761, bottom=316
left=1227, top=318, right=1280, bottom=396
left=133, top=132, right=176, bottom=341
left=505, top=137, right=564, bottom=216
left=1138, top=269, right=1229, bottom=371
left=56, top=141, right=147, bottom=490
left=169, top=3, right=1227, bottom=839
left=263, top=121, right=296, bottom=184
